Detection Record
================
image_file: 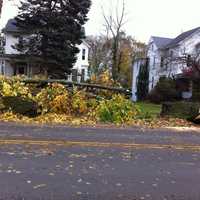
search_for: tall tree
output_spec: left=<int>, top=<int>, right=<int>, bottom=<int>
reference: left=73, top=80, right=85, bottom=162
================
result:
left=102, top=0, right=127, bottom=80
left=14, top=0, right=91, bottom=78
left=87, top=33, right=146, bottom=87
left=117, top=34, right=146, bottom=87
left=86, top=35, right=112, bottom=75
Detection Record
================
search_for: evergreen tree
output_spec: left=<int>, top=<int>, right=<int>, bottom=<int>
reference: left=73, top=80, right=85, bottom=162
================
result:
left=137, top=60, right=149, bottom=100
left=14, top=0, right=91, bottom=78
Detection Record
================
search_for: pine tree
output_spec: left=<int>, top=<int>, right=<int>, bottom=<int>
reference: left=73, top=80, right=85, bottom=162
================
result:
left=14, top=0, right=91, bottom=78
left=137, top=60, right=149, bottom=101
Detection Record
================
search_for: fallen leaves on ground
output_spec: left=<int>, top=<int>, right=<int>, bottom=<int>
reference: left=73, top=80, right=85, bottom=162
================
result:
left=0, top=111, right=198, bottom=129
left=130, top=117, right=196, bottom=129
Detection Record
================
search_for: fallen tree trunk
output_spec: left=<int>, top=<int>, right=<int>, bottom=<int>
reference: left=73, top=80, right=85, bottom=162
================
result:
left=22, top=79, right=132, bottom=96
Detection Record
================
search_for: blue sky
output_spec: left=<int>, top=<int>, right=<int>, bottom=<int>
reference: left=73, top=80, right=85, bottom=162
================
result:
left=1, top=0, right=200, bottom=43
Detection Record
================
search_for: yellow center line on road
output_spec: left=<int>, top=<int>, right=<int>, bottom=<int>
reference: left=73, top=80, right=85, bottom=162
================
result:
left=0, top=139, right=199, bottom=151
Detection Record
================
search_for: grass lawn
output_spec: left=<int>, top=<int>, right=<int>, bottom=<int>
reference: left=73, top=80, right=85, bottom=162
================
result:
left=135, top=102, right=162, bottom=118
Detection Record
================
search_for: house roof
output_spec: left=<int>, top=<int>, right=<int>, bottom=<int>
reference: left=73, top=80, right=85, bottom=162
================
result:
left=152, top=36, right=173, bottom=49
left=165, top=27, right=200, bottom=48
left=2, top=19, right=20, bottom=33
left=151, top=27, right=200, bottom=50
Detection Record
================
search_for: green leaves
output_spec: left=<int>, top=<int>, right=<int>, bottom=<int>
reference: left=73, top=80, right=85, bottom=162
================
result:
left=96, top=95, right=139, bottom=124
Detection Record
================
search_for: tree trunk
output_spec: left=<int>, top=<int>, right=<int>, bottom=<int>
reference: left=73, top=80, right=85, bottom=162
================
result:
left=112, top=36, right=119, bottom=81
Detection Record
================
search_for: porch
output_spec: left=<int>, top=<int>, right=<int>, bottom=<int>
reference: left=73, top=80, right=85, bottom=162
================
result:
left=0, top=55, right=89, bottom=82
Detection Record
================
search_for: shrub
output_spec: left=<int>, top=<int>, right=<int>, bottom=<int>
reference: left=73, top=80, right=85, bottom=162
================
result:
left=0, top=76, right=36, bottom=116
left=36, top=84, right=90, bottom=116
left=161, top=101, right=200, bottom=121
left=90, top=70, right=117, bottom=87
left=90, top=70, right=122, bottom=98
left=192, top=92, right=200, bottom=102
left=0, top=97, right=5, bottom=112
left=192, top=80, right=200, bottom=102
left=148, top=77, right=179, bottom=103
left=36, top=83, right=69, bottom=114
left=96, top=95, right=138, bottom=124
left=2, top=96, right=38, bottom=117
left=0, top=76, right=33, bottom=99
left=71, top=89, right=88, bottom=115
left=50, top=94, right=71, bottom=114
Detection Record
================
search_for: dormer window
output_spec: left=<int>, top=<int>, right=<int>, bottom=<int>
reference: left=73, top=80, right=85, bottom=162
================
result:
left=151, top=44, right=154, bottom=51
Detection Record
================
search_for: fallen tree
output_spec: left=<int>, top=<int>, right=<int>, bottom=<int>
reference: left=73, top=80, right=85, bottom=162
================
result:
left=23, top=79, right=132, bottom=96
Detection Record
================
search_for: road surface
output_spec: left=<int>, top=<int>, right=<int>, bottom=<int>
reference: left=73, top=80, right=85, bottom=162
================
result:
left=0, top=122, right=200, bottom=200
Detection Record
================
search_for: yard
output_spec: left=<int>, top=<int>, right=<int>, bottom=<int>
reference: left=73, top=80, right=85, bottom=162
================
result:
left=0, top=76, right=198, bottom=128
left=135, top=102, right=162, bottom=119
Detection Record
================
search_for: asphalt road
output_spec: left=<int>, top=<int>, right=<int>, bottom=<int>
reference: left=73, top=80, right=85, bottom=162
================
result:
left=0, top=123, right=200, bottom=200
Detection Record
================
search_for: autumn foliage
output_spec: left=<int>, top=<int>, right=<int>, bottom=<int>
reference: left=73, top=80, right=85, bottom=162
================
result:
left=0, top=76, right=196, bottom=127
left=0, top=76, right=138, bottom=124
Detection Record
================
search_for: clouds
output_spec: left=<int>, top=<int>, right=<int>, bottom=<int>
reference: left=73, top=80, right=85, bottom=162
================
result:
left=86, top=0, right=200, bottom=42
left=1, top=0, right=200, bottom=42
left=0, top=0, right=19, bottom=29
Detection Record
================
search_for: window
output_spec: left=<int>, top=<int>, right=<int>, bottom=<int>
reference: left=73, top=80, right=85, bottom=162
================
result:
left=186, top=55, right=192, bottom=67
left=82, top=49, right=86, bottom=60
left=160, top=57, right=164, bottom=68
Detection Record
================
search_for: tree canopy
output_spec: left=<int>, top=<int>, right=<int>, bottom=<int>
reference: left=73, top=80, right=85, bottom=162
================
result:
left=14, top=0, right=91, bottom=78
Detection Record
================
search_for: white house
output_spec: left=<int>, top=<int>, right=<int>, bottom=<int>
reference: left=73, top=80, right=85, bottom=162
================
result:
left=0, top=19, right=90, bottom=81
left=132, top=27, right=200, bottom=101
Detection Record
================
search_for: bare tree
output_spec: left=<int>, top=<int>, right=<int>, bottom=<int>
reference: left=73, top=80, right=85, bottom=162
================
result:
left=86, top=35, right=112, bottom=75
left=102, top=0, right=127, bottom=80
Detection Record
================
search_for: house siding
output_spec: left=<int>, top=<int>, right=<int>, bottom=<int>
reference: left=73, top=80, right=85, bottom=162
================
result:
left=5, top=33, right=19, bottom=55
left=132, top=28, right=200, bottom=101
